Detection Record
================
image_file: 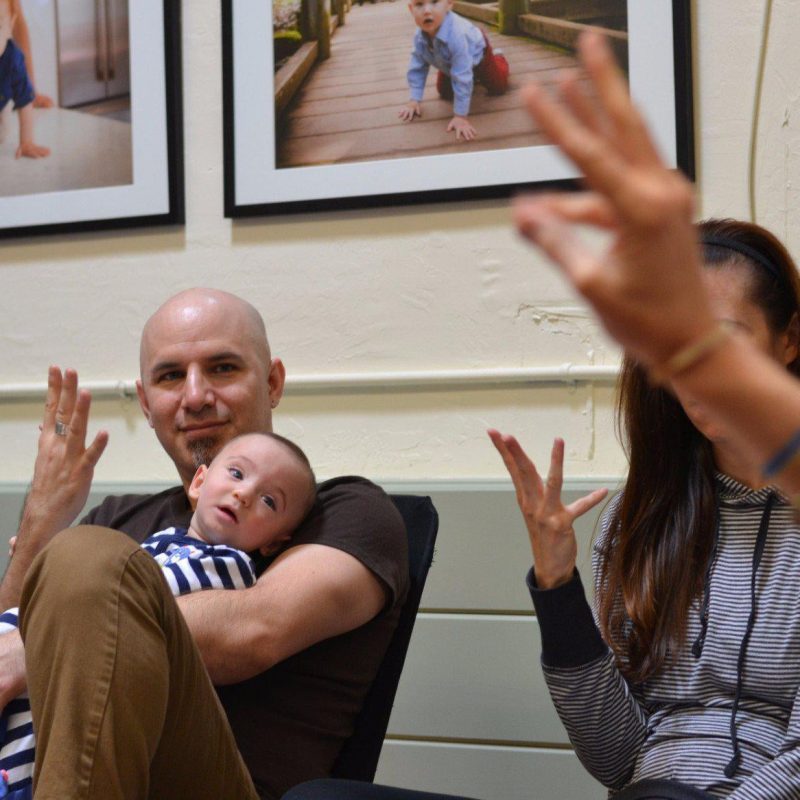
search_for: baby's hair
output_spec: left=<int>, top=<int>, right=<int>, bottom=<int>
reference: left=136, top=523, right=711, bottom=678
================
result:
left=264, top=432, right=317, bottom=520
left=217, top=431, right=317, bottom=521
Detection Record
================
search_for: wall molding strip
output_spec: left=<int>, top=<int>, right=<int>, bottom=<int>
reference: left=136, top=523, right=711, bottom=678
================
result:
left=0, top=364, right=620, bottom=403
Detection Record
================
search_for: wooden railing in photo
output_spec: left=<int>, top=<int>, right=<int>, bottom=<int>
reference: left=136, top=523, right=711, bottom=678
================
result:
left=454, top=0, right=628, bottom=66
left=275, top=0, right=353, bottom=117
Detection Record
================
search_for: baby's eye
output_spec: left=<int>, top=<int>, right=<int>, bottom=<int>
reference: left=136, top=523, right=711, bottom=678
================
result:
left=228, top=467, right=243, bottom=480
left=262, top=495, right=276, bottom=510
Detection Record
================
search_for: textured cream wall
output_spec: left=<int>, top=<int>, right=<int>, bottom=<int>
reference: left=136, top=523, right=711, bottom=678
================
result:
left=0, top=0, right=797, bottom=485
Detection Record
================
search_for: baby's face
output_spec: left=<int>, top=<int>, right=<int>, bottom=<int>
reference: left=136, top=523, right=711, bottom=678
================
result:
left=408, top=0, right=451, bottom=37
left=189, top=433, right=311, bottom=555
left=0, top=1, right=15, bottom=53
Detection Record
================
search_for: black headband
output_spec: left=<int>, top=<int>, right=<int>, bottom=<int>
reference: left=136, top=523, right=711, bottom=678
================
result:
left=700, top=234, right=785, bottom=286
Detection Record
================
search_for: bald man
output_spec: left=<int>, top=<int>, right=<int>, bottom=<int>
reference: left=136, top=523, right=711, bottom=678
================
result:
left=1, top=290, right=408, bottom=800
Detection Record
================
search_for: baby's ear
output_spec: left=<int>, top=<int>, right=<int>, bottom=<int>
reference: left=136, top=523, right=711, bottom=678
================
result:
left=187, top=465, right=208, bottom=507
left=259, top=532, right=292, bottom=557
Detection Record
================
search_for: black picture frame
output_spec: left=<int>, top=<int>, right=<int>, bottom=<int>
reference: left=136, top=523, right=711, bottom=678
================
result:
left=223, top=0, right=693, bottom=218
left=0, top=1, right=184, bottom=239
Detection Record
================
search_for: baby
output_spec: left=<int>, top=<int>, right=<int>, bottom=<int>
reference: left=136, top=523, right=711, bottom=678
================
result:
left=0, top=431, right=316, bottom=799
left=398, top=0, right=509, bottom=141
left=0, top=0, right=49, bottom=159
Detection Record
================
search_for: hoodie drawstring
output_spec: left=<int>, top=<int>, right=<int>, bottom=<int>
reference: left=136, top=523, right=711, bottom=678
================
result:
left=723, top=492, right=776, bottom=778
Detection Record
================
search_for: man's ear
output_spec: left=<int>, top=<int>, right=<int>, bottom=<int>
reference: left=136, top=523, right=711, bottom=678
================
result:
left=187, top=465, right=208, bottom=507
left=268, top=357, right=286, bottom=410
left=136, top=379, right=154, bottom=429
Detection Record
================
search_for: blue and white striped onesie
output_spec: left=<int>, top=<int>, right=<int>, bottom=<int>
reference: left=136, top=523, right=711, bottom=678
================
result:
left=0, top=527, right=257, bottom=799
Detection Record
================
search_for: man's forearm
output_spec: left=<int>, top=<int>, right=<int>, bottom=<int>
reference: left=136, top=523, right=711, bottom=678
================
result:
left=176, top=588, right=277, bottom=684
left=0, top=505, right=63, bottom=609
left=175, top=543, right=386, bottom=686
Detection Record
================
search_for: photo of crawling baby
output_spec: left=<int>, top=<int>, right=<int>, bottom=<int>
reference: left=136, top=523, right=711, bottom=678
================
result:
left=273, top=0, right=627, bottom=168
left=398, top=0, right=509, bottom=142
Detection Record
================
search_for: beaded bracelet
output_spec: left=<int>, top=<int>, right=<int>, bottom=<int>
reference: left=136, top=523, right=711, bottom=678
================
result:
left=649, top=323, right=730, bottom=386
left=762, top=428, right=800, bottom=479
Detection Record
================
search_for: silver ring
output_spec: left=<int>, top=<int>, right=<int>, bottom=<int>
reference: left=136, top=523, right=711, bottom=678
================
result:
left=54, top=421, right=68, bottom=437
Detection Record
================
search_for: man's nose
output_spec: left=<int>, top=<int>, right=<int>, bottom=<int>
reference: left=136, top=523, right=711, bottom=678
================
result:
left=182, top=367, right=214, bottom=411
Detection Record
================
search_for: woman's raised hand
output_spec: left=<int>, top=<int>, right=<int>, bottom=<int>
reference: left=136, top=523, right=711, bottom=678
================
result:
left=513, top=32, right=715, bottom=370
left=488, top=430, right=607, bottom=589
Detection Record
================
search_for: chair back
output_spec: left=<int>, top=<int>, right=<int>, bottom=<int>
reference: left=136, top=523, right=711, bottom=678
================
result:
left=330, top=494, right=438, bottom=782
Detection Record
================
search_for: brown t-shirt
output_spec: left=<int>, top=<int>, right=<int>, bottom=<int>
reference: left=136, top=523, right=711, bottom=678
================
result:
left=83, top=476, right=409, bottom=799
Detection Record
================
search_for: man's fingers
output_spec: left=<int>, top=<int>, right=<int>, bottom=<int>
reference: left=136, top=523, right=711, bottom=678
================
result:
left=43, top=366, right=62, bottom=430
left=84, top=430, right=110, bottom=469
left=57, top=369, right=79, bottom=427
left=62, top=390, right=91, bottom=460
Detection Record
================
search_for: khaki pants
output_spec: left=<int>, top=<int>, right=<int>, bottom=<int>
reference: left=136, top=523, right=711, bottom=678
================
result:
left=19, top=526, right=259, bottom=800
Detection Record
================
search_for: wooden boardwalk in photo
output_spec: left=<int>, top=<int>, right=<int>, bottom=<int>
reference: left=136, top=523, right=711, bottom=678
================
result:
left=276, top=4, right=581, bottom=168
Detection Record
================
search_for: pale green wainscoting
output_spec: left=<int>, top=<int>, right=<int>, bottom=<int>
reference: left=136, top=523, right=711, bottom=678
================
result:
left=0, top=480, right=620, bottom=800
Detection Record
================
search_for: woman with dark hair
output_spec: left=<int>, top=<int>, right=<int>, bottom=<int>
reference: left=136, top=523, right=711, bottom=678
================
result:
left=489, top=218, right=800, bottom=799
left=285, top=218, right=800, bottom=800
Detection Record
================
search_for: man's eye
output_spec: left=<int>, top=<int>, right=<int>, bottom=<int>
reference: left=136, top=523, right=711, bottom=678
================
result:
left=228, top=467, right=243, bottom=480
left=262, top=496, right=276, bottom=510
left=212, top=363, right=237, bottom=374
left=156, top=370, right=183, bottom=383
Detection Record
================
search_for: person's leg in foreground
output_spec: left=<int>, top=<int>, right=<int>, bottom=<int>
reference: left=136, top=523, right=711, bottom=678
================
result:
left=20, top=526, right=259, bottom=800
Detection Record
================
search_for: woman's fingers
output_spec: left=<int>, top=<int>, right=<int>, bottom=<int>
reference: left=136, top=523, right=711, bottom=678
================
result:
left=521, top=80, right=631, bottom=209
left=566, top=487, right=609, bottom=519
left=578, top=32, right=661, bottom=166
left=492, top=430, right=544, bottom=494
left=557, top=69, right=607, bottom=140
left=544, top=437, right=565, bottom=502
left=490, top=431, right=606, bottom=525
left=488, top=429, right=527, bottom=491
left=513, top=191, right=620, bottom=231
left=521, top=32, right=668, bottom=221
left=513, top=203, right=602, bottom=291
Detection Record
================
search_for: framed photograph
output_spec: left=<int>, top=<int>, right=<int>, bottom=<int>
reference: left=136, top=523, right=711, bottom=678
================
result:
left=0, top=0, right=183, bottom=239
left=223, top=0, right=692, bottom=217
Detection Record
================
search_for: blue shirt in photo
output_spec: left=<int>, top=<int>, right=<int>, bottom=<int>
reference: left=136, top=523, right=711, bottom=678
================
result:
left=406, top=11, right=486, bottom=116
